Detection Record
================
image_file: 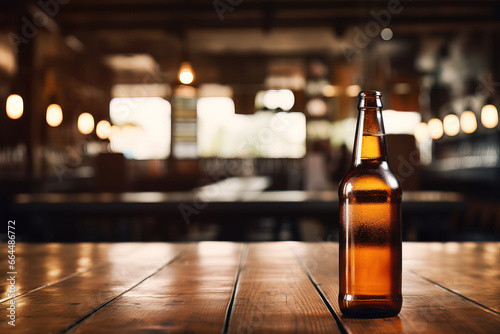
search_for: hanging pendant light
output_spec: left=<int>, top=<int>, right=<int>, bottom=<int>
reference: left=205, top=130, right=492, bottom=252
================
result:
left=460, top=110, right=477, bottom=134
left=78, top=112, right=95, bottom=134
left=6, top=94, right=23, bottom=119
left=178, top=61, right=194, bottom=85
left=481, top=104, right=498, bottom=129
left=46, top=104, right=63, bottom=127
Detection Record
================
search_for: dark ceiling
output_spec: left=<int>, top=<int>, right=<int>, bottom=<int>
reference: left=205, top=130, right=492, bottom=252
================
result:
left=2, top=0, right=500, bottom=33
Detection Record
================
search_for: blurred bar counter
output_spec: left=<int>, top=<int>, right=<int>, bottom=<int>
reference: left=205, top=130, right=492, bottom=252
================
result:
left=12, top=189, right=464, bottom=215
left=9, top=178, right=482, bottom=242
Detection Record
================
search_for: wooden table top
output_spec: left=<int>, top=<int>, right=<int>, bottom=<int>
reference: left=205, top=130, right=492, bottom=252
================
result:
left=1, top=242, right=498, bottom=333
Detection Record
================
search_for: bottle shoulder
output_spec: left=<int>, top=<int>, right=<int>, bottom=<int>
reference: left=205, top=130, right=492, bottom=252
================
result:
left=339, top=164, right=401, bottom=196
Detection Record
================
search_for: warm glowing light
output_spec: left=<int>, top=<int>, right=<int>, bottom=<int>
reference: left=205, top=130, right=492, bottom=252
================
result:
left=6, top=94, right=23, bottom=119
left=428, top=118, right=443, bottom=139
left=443, top=114, right=460, bottom=136
left=263, top=90, right=295, bottom=111
left=178, top=61, right=194, bottom=84
left=414, top=122, right=430, bottom=142
left=393, top=83, right=410, bottom=95
left=481, top=104, right=498, bottom=129
left=179, top=72, right=193, bottom=85
left=345, top=85, right=361, bottom=97
left=306, top=98, right=327, bottom=116
left=78, top=112, right=95, bottom=134
left=380, top=28, right=393, bottom=41
left=460, top=111, right=477, bottom=134
left=96, top=120, right=112, bottom=139
left=322, top=85, right=341, bottom=97
left=46, top=104, right=63, bottom=127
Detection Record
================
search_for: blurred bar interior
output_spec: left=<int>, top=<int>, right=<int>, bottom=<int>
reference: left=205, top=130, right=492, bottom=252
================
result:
left=0, top=0, right=499, bottom=242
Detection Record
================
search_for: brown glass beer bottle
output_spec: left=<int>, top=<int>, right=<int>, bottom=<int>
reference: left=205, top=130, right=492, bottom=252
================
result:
left=338, top=90, right=402, bottom=318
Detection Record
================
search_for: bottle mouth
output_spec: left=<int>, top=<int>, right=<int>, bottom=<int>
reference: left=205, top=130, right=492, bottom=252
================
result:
left=358, top=90, right=383, bottom=108
left=358, top=90, right=382, bottom=98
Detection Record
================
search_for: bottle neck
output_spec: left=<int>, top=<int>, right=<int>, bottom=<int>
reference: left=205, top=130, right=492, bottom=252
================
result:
left=352, top=107, right=389, bottom=166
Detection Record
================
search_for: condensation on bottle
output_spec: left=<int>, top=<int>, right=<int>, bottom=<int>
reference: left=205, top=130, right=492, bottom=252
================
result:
left=338, top=90, right=402, bottom=318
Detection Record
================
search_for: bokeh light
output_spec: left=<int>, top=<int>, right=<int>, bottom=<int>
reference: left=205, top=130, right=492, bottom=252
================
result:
left=96, top=120, right=112, bottom=139
left=178, top=61, right=194, bottom=85
left=380, top=28, right=393, bottom=41
left=322, top=85, right=341, bottom=97
left=78, top=112, right=95, bottom=134
left=460, top=110, right=477, bottom=134
left=443, top=114, right=460, bottom=136
left=306, top=98, right=327, bottom=117
left=481, top=104, right=498, bottom=129
left=46, top=104, right=63, bottom=127
left=345, top=85, right=361, bottom=97
left=6, top=94, right=23, bottom=119
left=428, top=118, right=443, bottom=139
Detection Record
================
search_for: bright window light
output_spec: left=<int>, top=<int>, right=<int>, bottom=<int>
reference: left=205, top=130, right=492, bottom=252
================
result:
left=414, top=122, right=430, bottom=142
left=109, top=97, right=171, bottom=159
left=197, top=109, right=306, bottom=158
left=382, top=110, right=421, bottom=135
left=330, top=118, right=357, bottom=147
left=197, top=97, right=235, bottom=157
left=197, top=97, right=235, bottom=120
left=262, top=90, right=295, bottom=111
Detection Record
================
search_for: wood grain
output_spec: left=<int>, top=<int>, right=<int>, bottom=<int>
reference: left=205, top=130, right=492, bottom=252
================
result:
left=0, top=243, right=146, bottom=300
left=2, top=242, right=499, bottom=333
left=228, top=243, right=341, bottom=333
left=291, top=242, right=500, bottom=334
left=404, top=242, right=500, bottom=313
left=0, top=243, right=189, bottom=333
left=66, top=242, right=244, bottom=333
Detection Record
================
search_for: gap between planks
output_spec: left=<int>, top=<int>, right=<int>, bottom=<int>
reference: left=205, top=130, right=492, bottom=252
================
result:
left=59, top=245, right=193, bottom=334
left=290, top=245, right=349, bottom=334
left=409, top=269, right=500, bottom=317
left=222, top=243, right=249, bottom=334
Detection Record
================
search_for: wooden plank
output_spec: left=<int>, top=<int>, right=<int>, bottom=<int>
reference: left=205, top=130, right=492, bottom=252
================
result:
left=66, top=242, right=244, bottom=333
left=0, top=243, right=146, bottom=300
left=228, top=243, right=341, bottom=333
left=291, top=242, right=500, bottom=334
left=404, top=242, right=500, bottom=313
left=0, top=243, right=189, bottom=333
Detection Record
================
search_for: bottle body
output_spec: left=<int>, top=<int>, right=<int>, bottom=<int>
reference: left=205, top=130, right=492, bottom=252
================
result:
left=338, top=91, right=402, bottom=318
